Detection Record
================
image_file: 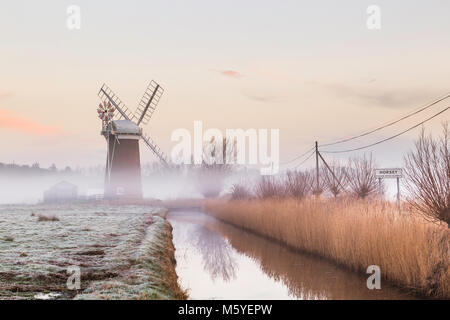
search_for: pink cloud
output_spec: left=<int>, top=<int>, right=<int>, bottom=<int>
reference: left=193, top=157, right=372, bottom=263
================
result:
left=220, top=70, right=244, bottom=79
left=0, top=109, right=62, bottom=135
left=0, top=92, right=13, bottom=100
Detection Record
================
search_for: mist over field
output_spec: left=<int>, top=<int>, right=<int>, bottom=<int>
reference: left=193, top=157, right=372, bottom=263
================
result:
left=0, top=163, right=257, bottom=204
left=0, top=164, right=403, bottom=204
left=0, top=174, right=102, bottom=204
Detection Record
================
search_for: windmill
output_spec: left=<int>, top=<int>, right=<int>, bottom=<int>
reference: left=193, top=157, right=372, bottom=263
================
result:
left=97, top=80, right=169, bottom=199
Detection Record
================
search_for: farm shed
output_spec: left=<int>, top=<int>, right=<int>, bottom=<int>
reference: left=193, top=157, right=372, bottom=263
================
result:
left=43, top=181, right=78, bottom=203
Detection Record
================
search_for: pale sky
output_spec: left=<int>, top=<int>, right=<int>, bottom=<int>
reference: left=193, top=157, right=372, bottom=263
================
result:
left=1, top=0, right=449, bottom=170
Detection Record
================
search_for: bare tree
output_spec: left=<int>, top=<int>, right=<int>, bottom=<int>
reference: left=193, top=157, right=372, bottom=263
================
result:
left=347, top=154, right=378, bottom=199
left=322, top=161, right=349, bottom=198
left=194, top=137, right=236, bottom=198
left=254, top=176, right=285, bottom=199
left=404, top=123, right=450, bottom=226
left=230, top=182, right=253, bottom=200
left=285, top=170, right=312, bottom=200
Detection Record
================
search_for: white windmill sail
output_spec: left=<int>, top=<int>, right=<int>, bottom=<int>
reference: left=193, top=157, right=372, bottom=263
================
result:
left=141, top=132, right=169, bottom=165
left=135, top=80, right=164, bottom=126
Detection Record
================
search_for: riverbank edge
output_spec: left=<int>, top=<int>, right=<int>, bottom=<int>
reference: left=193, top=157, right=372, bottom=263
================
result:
left=137, top=208, right=188, bottom=300
left=74, top=209, right=188, bottom=300
left=203, top=200, right=449, bottom=300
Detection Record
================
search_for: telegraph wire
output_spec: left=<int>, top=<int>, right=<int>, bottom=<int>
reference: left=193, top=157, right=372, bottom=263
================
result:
left=320, top=92, right=450, bottom=147
left=291, top=149, right=316, bottom=169
left=281, top=92, right=450, bottom=168
left=280, top=146, right=315, bottom=165
left=320, top=105, right=449, bottom=154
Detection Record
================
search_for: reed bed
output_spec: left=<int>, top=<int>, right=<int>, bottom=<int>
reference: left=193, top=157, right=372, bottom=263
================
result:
left=204, top=198, right=449, bottom=298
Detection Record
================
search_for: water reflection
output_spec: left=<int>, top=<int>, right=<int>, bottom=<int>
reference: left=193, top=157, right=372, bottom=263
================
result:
left=191, top=224, right=237, bottom=281
left=169, top=211, right=414, bottom=300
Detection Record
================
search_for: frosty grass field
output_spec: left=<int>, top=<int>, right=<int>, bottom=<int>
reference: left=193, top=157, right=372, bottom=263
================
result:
left=0, top=204, right=183, bottom=300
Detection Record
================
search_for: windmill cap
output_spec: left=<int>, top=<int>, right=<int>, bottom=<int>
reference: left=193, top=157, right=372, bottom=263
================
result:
left=108, top=120, right=141, bottom=135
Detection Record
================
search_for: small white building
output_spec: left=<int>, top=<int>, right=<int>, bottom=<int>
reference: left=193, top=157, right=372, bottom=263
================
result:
left=43, top=181, right=78, bottom=203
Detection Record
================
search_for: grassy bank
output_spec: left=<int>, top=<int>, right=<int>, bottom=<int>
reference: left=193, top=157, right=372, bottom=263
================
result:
left=76, top=213, right=187, bottom=300
left=0, top=204, right=186, bottom=300
left=204, top=198, right=449, bottom=299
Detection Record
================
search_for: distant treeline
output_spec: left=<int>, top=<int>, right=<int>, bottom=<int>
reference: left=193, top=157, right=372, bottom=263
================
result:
left=0, top=162, right=105, bottom=176
left=0, top=161, right=166, bottom=177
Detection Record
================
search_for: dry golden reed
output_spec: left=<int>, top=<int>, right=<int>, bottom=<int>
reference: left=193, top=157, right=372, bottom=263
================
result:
left=204, top=198, right=449, bottom=298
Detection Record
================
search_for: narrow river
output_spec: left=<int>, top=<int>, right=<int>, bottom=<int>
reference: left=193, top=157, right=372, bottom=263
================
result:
left=168, top=210, right=414, bottom=300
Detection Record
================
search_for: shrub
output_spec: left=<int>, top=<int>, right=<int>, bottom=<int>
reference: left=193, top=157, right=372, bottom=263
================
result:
left=254, top=176, right=285, bottom=199
left=230, top=183, right=253, bottom=200
left=37, top=214, right=60, bottom=222
left=404, top=123, right=450, bottom=226
left=346, top=154, right=379, bottom=199
left=285, top=170, right=312, bottom=200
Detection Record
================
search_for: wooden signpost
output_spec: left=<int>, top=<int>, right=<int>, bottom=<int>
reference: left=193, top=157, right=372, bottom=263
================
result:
left=374, top=168, right=403, bottom=213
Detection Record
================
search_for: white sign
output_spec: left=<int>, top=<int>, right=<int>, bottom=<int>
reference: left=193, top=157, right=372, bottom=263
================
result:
left=375, top=168, right=403, bottom=179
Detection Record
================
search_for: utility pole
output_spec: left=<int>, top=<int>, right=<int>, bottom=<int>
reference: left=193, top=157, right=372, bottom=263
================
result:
left=397, top=177, right=401, bottom=213
left=378, top=178, right=383, bottom=203
left=315, top=141, right=319, bottom=193
left=318, top=152, right=346, bottom=192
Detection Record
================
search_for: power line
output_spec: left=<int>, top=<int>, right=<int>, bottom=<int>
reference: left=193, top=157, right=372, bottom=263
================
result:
left=280, top=146, right=315, bottom=165
left=321, top=92, right=450, bottom=147
left=320, top=105, right=449, bottom=154
left=292, top=149, right=316, bottom=169
left=282, top=92, right=450, bottom=165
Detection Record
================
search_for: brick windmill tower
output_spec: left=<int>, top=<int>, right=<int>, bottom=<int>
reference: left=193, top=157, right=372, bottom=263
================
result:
left=97, top=81, right=169, bottom=199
